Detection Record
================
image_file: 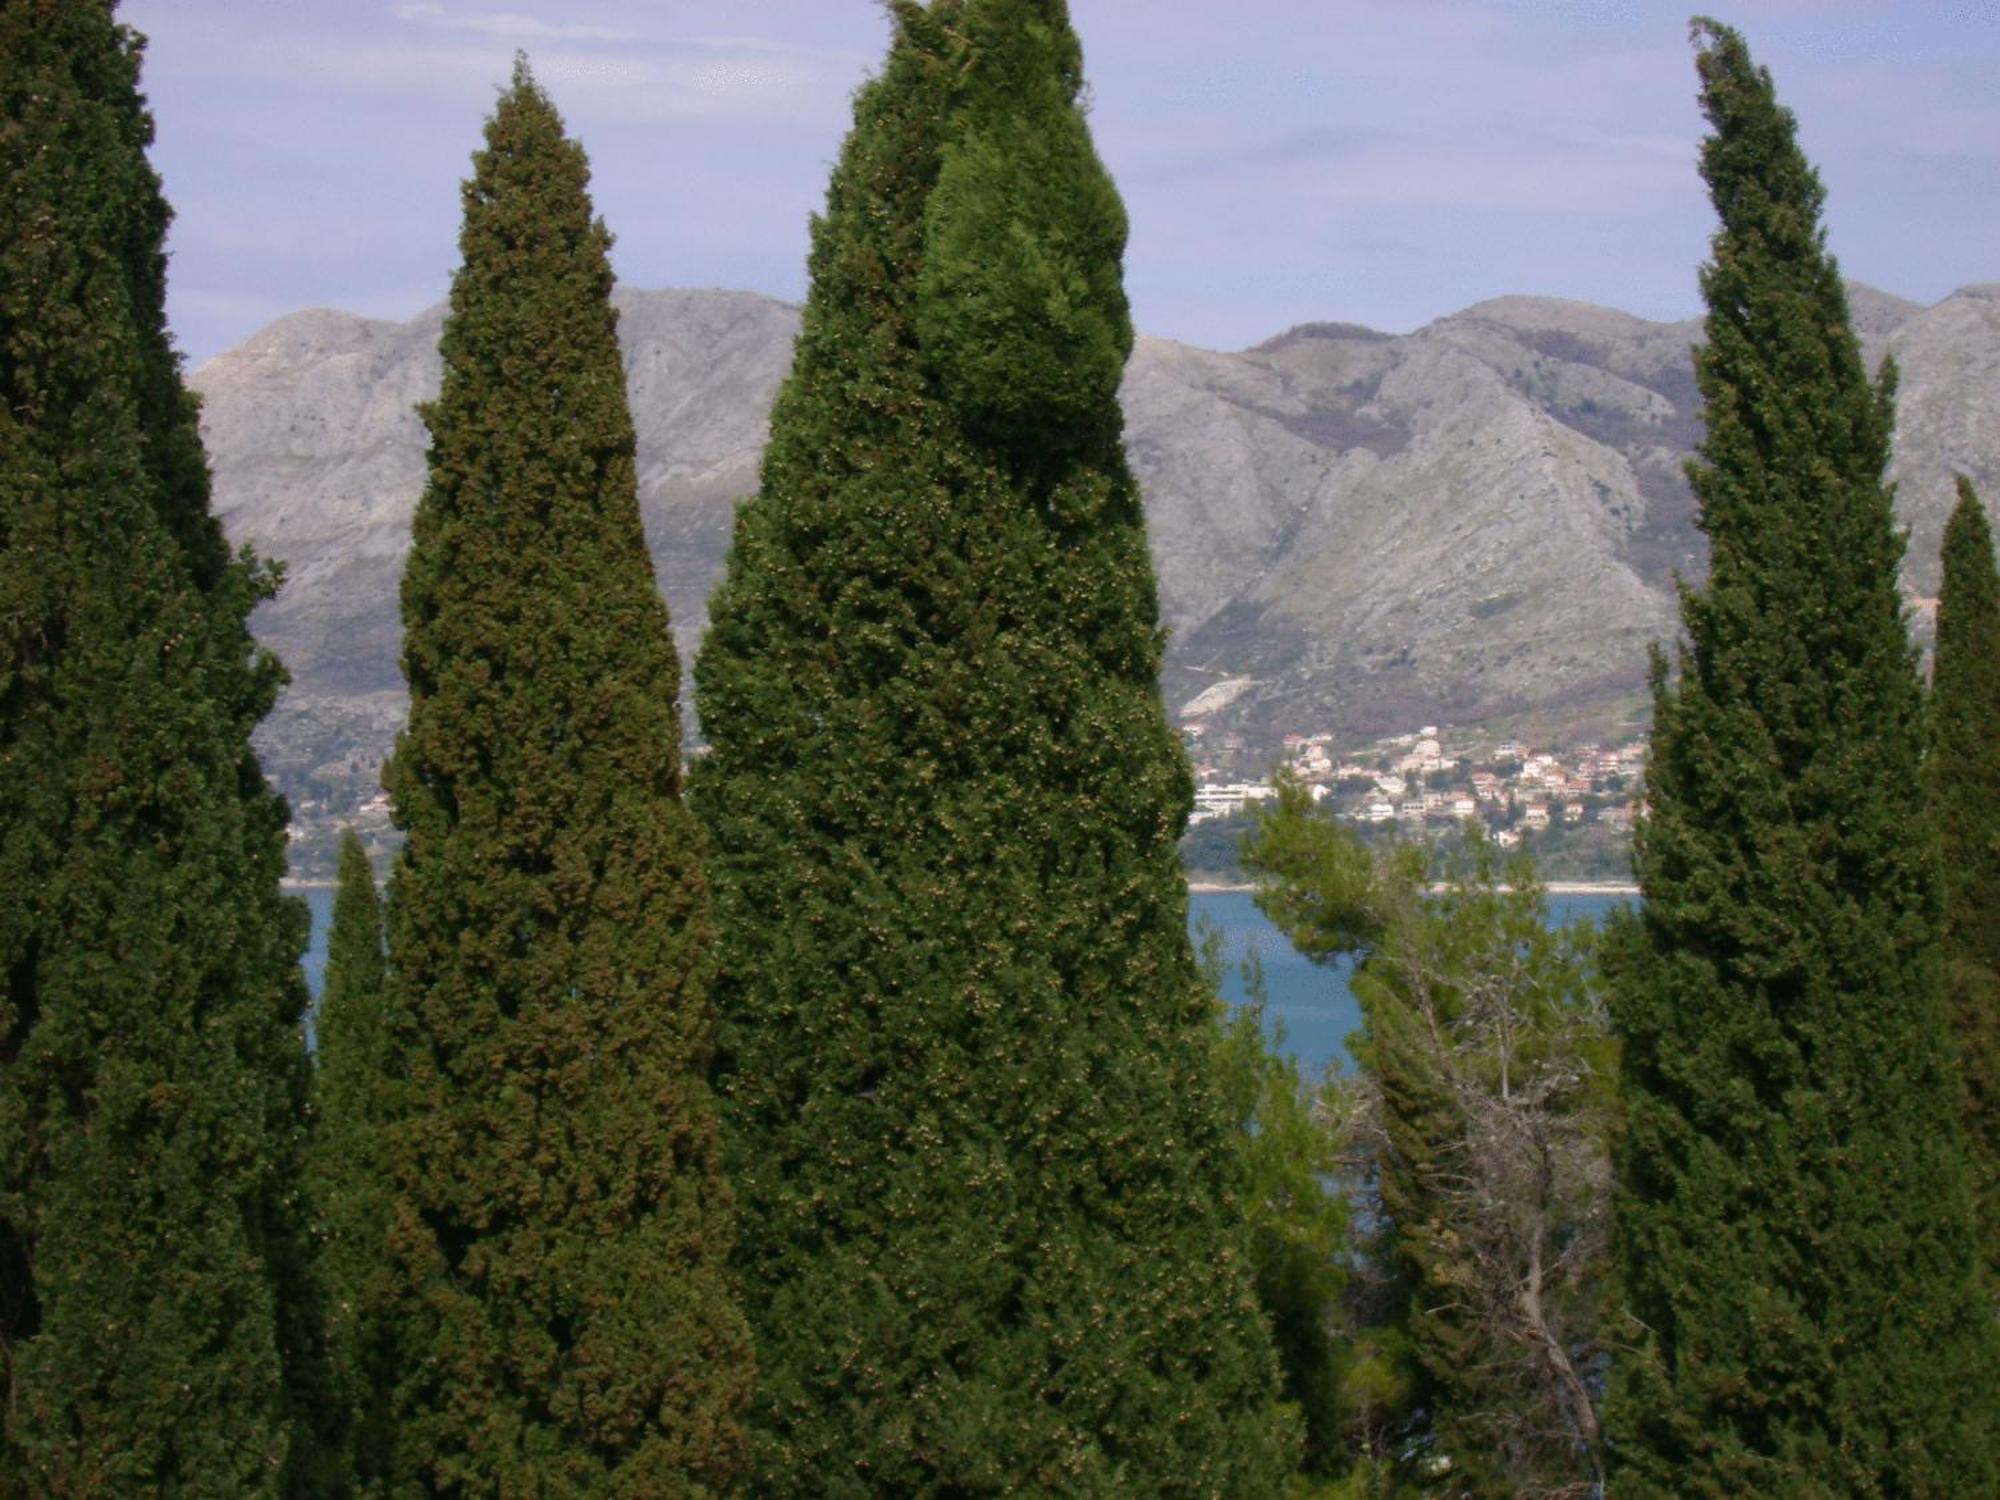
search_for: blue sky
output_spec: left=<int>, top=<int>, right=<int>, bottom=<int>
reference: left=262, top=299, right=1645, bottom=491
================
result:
left=121, top=1, right=2000, bottom=367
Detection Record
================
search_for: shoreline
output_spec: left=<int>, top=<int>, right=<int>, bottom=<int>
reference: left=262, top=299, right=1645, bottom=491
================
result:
left=291, top=877, right=1640, bottom=898
left=1188, top=878, right=1639, bottom=897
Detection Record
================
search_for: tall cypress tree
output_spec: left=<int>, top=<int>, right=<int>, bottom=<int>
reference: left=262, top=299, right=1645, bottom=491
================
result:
left=372, top=60, right=750, bottom=1495
left=694, top=3, right=1295, bottom=1493
left=1604, top=20, right=1995, bottom=1494
left=305, top=828, right=393, bottom=1488
left=0, top=2, right=323, bottom=1492
left=1927, top=476, right=2000, bottom=1284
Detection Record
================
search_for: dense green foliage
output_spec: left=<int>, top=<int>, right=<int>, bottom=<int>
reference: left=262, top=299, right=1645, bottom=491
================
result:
left=1249, top=787, right=1613, bottom=1497
left=1604, top=21, right=1996, bottom=1495
left=368, top=63, right=750, bottom=1495
left=305, top=829, right=393, bottom=1487
left=1204, top=932, right=1350, bottom=1482
left=1928, top=476, right=2000, bottom=1284
left=693, top=2, right=1295, bottom=1491
left=0, top=2, right=324, bottom=1491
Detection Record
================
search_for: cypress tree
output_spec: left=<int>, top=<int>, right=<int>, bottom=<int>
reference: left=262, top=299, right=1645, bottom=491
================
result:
left=1604, top=20, right=1996, bottom=1494
left=0, top=1, right=324, bottom=1492
left=305, top=828, right=393, bottom=1487
left=321, top=831, right=388, bottom=1036
left=373, top=60, right=751, bottom=1494
left=694, top=3, right=1295, bottom=1492
left=1927, top=476, right=2000, bottom=1283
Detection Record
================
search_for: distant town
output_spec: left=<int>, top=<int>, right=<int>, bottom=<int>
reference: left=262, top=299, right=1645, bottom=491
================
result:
left=279, top=722, right=1648, bottom=885
left=1180, top=719, right=1645, bottom=884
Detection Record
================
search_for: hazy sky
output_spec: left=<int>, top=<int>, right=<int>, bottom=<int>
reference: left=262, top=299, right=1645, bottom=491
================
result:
left=120, top=0, right=1999, bottom=368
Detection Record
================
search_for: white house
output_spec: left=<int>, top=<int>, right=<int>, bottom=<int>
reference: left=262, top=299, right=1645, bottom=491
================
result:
left=1192, top=781, right=1279, bottom=818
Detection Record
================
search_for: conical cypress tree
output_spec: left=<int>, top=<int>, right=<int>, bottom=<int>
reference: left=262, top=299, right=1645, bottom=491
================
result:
left=1927, top=476, right=2000, bottom=1284
left=321, top=831, right=388, bottom=1039
left=0, top=2, right=324, bottom=1492
left=372, top=60, right=750, bottom=1494
left=305, top=828, right=393, bottom=1487
left=1604, top=20, right=1996, bottom=1494
left=694, top=4, right=1295, bottom=1492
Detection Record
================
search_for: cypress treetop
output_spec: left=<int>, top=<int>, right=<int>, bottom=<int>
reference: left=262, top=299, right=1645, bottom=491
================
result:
left=371, top=59, right=750, bottom=1495
left=320, top=831, right=388, bottom=1040
left=1927, top=476, right=2000, bottom=1283
left=0, top=1, right=323, bottom=1490
left=695, top=3, right=1295, bottom=1493
left=913, top=0, right=1131, bottom=457
left=1604, top=19, right=1996, bottom=1494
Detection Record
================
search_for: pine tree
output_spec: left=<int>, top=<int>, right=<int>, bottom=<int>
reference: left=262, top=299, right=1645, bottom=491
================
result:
left=1604, top=21, right=1996, bottom=1494
left=305, top=828, right=393, bottom=1487
left=1248, top=792, right=1614, bottom=1496
left=0, top=2, right=324, bottom=1492
left=1202, top=925, right=1350, bottom=1485
left=1927, top=476, right=2000, bottom=1284
left=693, top=3, right=1295, bottom=1492
left=371, top=60, right=750, bottom=1495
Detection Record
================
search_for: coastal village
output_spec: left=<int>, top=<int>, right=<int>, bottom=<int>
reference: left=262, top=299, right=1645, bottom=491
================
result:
left=1182, top=719, right=1647, bottom=879
left=285, top=723, right=1649, bottom=883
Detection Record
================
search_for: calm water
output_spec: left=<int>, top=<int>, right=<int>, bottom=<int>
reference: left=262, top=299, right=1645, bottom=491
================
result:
left=302, top=887, right=334, bottom=997
left=1190, top=889, right=1360, bottom=1076
left=300, top=886, right=1629, bottom=1077
left=1190, top=889, right=1629, bottom=1075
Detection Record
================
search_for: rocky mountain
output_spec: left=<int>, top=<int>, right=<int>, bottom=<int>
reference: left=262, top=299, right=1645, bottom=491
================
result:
left=195, top=280, right=2000, bottom=836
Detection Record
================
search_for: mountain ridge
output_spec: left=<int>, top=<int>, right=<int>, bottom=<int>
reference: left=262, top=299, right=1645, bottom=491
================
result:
left=192, top=279, right=2000, bottom=846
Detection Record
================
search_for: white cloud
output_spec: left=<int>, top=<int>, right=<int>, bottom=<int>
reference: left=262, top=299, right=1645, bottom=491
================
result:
left=392, top=3, right=637, bottom=45
left=316, top=39, right=856, bottom=127
left=677, top=35, right=836, bottom=57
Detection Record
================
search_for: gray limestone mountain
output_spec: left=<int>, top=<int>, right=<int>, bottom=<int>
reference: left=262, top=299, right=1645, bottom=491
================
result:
left=194, top=281, right=1999, bottom=854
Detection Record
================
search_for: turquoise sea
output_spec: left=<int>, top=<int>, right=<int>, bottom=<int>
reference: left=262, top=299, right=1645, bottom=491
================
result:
left=1190, top=888, right=1630, bottom=1076
left=299, top=886, right=1630, bottom=1076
